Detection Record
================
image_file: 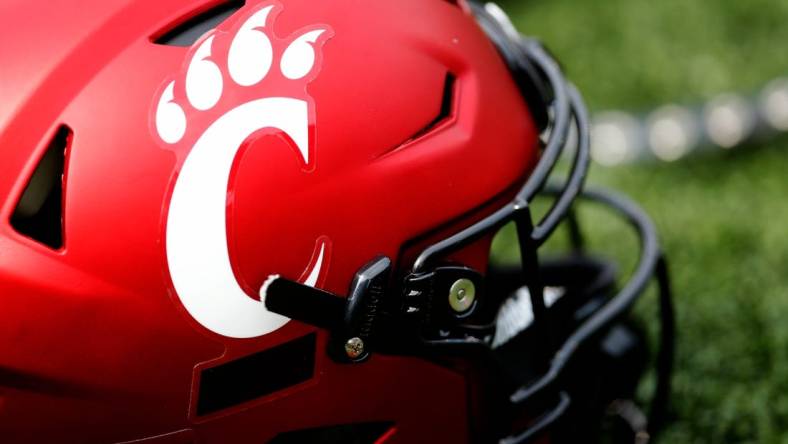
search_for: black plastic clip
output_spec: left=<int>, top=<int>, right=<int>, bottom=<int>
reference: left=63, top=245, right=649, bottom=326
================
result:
left=264, top=257, right=391, bottom=363
left=400, top=266, right=489, bottom=342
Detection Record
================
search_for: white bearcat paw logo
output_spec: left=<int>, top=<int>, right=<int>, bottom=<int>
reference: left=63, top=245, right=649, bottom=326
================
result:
left=152, top=2, right=332, bottom=339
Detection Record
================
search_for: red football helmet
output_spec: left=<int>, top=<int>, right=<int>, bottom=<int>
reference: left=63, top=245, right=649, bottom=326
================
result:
left=0, top=0, right=674, bottom=442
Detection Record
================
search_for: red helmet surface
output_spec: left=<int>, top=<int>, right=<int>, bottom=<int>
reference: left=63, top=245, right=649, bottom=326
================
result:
left=0, top=1, right=674, bottom=443
left=0, top=0, right=536, bottom=442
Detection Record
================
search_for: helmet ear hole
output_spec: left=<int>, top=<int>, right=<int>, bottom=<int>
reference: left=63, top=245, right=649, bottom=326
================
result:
left=11, top=125, right=70, bottom=250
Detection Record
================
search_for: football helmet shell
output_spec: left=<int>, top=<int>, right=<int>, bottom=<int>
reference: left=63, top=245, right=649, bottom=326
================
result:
left=0, top=0, right=674, bottom=443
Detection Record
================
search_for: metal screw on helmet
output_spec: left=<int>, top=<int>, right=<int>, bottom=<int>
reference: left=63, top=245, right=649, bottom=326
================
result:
left=344, top=337, right=365, bottom=359
left=449, top=278, right=476, bottom=313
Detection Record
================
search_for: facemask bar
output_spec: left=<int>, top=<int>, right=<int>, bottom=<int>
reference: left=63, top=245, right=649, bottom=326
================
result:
left=412, top=3, right=675, bottom=441
left=264, top=3, right=675, bottom=440
left=413, top=3, right=590, bottom=273
left=499, top=188, right=675, bottom=443
left=412, top=4, right=590, bottom=358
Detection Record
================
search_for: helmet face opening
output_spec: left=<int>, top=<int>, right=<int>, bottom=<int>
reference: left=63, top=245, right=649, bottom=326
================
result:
left=0, top=1, right=673, bottom=443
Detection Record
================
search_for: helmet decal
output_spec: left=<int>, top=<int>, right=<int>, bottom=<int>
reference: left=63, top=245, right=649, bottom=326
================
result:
left=151, top=2, right=333, bottom=338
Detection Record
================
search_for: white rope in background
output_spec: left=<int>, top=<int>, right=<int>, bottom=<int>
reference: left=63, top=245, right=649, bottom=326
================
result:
left=590, top=78, right=788, bottom=165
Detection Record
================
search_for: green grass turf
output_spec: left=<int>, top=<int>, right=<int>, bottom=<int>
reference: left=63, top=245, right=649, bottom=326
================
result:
left=495, top=0, right=788, bottom=442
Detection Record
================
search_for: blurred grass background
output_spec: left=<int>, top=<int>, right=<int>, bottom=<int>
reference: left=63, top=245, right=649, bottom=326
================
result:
left=497, top=0, right=788, bottom=442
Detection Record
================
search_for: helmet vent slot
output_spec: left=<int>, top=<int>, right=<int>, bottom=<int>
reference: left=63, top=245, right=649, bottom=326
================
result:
left=397, top=72, right=456, bottom=148
left=11, top=125, right=70, bottom=250
left=422, top=72, right=455, bottom=138
left=196, top=333, right=316, bottom=416
left=153, top=1, right=245, bottom=47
